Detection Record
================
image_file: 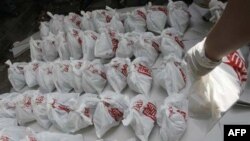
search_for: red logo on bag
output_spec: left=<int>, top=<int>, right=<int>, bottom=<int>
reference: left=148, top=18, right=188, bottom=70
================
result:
left=112, top=38, right=119, bottom=52
left=47, top=68, right=52, bottom=74
left=63, top=64, right=69, bottom=72
left=70, top=14, right=81, bottom=27
left=72, top=30, right=79, bottom=36
left=100, top=71, right=107, bottom=79
left=23, top=96, right=32, bottom=108
left=51, top=99, right=71, bottom=113
left=168, top=106, right=174, bottom=118
left=87, top=65, right=107, bottom=79
left=76, top=21, right=81, bottom=27
left=102, top=11, right=112, bottom=22
left=137, top=64, right=151, bottom=77
left=152, top=41, right=160, bottom=52
left=108, top=108, right=124, bottom=121
left=121, top=64, right=128, bottom=77
left=72, top=30, right=83, bottom=45
left=168, top=106, right=187, bottom=120
left=112, top=62, right=120, bottom=69
left=174, top=62, right=187, bottom=84
left=106, top=15, right=112, bottom=23
left=143, top=102, right=157, bottom=121
left=175, top=37, right=185, bottom=49
left=0, top=136, right=9, bottom=141
left=91, top=33, right=97, bottom=40
left=165, top=33, right=185, bottom=49
left=78, top=38, right=83, bottom=45
left=158, top=7, right=168, bottom=15
left=83, top=108, right=90, bottom=118
left=35, top=96, right=44, bottom=104
left=224, top=51, right=247, bottom=83
left=28, top=136, right=37, bottom=141
left=133, top=100, right=143, bottom=111
left=151, top=7, right=168, bottom=16
left=103, top=101, right=124, bottom=121
left=32, top=63, right=39, bottom=71
left=74, top=62, right=82, bottom=68
left=137, top=10, right=146, bottom=21
left=177, top=109, right=187, bottom=120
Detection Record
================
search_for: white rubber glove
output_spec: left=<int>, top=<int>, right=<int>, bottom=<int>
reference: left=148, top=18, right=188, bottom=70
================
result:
left=185, top=38, right=222, bottom=77
left=209, top=0, right=226, bottom=23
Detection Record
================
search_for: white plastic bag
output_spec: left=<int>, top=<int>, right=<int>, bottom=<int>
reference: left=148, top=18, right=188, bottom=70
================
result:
left=134, top=33, right=160, bottom=66
left=160, top=28, right=185, bottom=58
left=80, top=11, right=95, bottom=31
left=41, top=32, right=58, bottom=62
left=0, top=92, right=19, bottom=118
left=108, top=13, right=125, bottom=33
left=47, top=93, right=80, bottom=133
left=55, top=31, right=70, bottom=60
left=6, top=60, right=27, bottom=91
left=67, top=28, right=83, bottom=59
left=188, top=50, right=247, bottom=121
left=70, top=94, right=100, bottom=131
left=22, top=132, right=84, bottom=141
left=157, top=95, right=188, bottom=141
left=116, top=32, right=140, bottom=58
left=30, top=37, right=43, bottom=61
left=52, top=60, right=73, bottom=92
left=208, top=0, right=226, bottom=23
left=31, top=92, right=51, bottom=129
left=124, top=8, right=147, bottom=32
left=106, top=58, right=130, bottom=93
left=82, top=30, right=99, bottom=61
left=95, top=29, right=119, bottom=59
left=122, top=94, right=157, bottom=141
left=0, top=118, right=17, bottom=130
left=70, top=60, right=84, bottom=93
left=47, top=12, right=64, bottom=35
left=15, top=90, right=36, bottom=125
left=36, top=63, right=55, bottom=93
left=24, top=61, right=40, bottom=88
left=127, top=57, right=152, bottom=95
left=40, top=22, right=49, bottom=38
left=146, top=2, right=168, bottom=34
left=0, top=127, right=32, bottom=141
left=167, top=0, right=190, bottom=34
left=82, top=60, right=107, bottom=94
left=93, top=92, right=129, bottom=138
left=153, top=55, right=187, bottom=95
left=92, top=8, right=115, bottom=33
left=64, top=13, right=81, bottom=32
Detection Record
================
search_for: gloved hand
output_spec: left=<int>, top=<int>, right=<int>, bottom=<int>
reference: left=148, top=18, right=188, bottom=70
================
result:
left=185, top=38, right=222, bottom=78
left=209, top=0, right=226, bottom=23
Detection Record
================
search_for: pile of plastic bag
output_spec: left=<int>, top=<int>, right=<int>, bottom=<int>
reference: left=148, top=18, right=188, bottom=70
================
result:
left=2, top=1, right=244, bottom=141
left=0, top=126, right=84, bottom=141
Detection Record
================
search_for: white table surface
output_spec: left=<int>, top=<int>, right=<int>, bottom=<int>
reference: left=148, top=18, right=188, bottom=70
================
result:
left=25, top=3, right=250, bottom=141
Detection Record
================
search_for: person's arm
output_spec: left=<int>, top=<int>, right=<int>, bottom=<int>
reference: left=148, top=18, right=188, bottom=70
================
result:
left=205, top=0, right=250, bottom=61
left=186, top=0, right=250, bottom=76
